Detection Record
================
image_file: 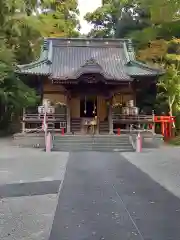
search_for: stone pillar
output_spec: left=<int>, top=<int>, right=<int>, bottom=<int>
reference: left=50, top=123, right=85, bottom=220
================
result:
left=108, top=99, right=113, bottom=134
left=66, top=96, right=71, bottom=134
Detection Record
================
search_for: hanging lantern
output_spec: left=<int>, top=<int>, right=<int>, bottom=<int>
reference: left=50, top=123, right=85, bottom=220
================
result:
left=84, top=95, right=87, bottom=115
left=93, top=98, right=96, bottom=115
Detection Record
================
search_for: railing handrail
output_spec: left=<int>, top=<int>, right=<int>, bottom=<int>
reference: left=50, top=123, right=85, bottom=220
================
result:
left=23, top=113, right=66, bottom=120
left=113, top=113, right=152, bottom=115
left=24, top=113, right=66, bottom=116
left=112, top=114, right=153, bottom=120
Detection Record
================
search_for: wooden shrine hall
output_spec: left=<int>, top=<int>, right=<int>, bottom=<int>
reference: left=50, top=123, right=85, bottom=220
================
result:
left=17, top=38, right=162, bottom=134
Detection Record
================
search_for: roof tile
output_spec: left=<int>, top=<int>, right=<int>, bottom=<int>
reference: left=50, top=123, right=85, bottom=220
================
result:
left=17, top=38, right=162, bottom=80
left=51, top=46, right=131, bottom=80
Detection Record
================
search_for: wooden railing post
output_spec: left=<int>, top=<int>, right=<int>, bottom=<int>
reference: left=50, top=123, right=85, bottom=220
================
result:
left=66, top=96, right=71, bottom=134
left=109, top=98, right=113, bottom=134
left=22, top=108, right=25, bottom=133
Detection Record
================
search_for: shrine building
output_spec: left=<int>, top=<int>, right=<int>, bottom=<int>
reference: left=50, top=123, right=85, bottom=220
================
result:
left=17, top=38, right=162, bottom=134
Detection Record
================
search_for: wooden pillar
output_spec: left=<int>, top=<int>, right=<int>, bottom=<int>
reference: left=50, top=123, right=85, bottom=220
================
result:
left=37, top=76, right=43, bottom=104
left=109, top=98, right=113, bottom=134
left=66, top=95, right=71, bottom=133
left=22, top=108, right=25, bottom=133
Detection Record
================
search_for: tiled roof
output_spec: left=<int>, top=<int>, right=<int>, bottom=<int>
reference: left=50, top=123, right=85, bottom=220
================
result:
left=126, top=61, right=163, bottom=76
left=51, top=45, right=131, bottom=80
left=17, top=38, right=162, bottom=80
left=17, top=40, right=51, bottom=76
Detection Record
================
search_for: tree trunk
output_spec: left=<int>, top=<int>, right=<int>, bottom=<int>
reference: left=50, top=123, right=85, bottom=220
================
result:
left=168, top=97, right=175, bottom=129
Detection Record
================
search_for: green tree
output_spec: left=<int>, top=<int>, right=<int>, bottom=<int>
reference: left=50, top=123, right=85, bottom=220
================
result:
left=157, top=64, right=180, bottom=116
left=0, top=0, right=80, bottom=132
left=0, top=40, right=38, bottom=131
left=85, top=0, right=180, bottom=130
left=84, top=0, right=152, bottom=38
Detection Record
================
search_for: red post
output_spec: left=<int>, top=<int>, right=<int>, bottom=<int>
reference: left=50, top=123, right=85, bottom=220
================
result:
left=61, top=128, right=64, bottom=136
left=117, top=128, right=121, bottom=135
left=170, top=123, right=172, bottom=138
left=149, top=124, right=152, bottom=129
left=161, top=122, right=165, bottom=136
left=166, top=122, right=169, bottom=139
left=164, top=122, right=167, bottom=139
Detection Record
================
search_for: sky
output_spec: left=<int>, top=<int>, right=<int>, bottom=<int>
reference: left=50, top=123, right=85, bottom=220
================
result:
left=78, top=0, right=102, bottom=34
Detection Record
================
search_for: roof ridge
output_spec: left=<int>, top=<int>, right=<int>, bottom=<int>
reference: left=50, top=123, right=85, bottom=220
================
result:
left=69, top=57, right=112, bottom=80
left=130, top=60, right=162, bottom=72
left=17, top=39, right=54, bottom=70
left=18, top=59, right=47, bottom=70
left=124, top=40, right=135, bottom=61
left=17, top=45, right=50, bottom=70
left=82, top=58, right=103, bottom=68
left=123, top=42, right=130, bottom=63
left=45, top=37, right=131, bottom=42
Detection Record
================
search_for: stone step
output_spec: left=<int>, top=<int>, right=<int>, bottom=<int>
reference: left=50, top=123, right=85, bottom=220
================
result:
left=53, top=134, right=134, bottom=152
left=54, top=141, right=130, bottom=145
left=54, top=142, right=131, bottom=146
left=54, top=140, right=130, bottom=143
left=52, top=148, right=134, bottom=152
left=13, top=133, right=134, bottom=152
left=54, top=138, right=130, bottom=142
left=54, top=136, right=129, bottom=139
left=53, top=135, right=129, bottom=138
left=52, top=145, right=134, bottom=152
left=53, top=142, right=132, bottom=146
left=99, top=123, right=109, bottom=131
left=71, top=119, right=81, bottom=132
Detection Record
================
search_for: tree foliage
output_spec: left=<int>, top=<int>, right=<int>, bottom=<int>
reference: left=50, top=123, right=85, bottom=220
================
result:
left=0, top=0, right=79, bottom=132
left=157, top=65, right=180, bottom=116
left=84, top=0, right=152, bottom=38
left=85, top=0, right=180, bottom=118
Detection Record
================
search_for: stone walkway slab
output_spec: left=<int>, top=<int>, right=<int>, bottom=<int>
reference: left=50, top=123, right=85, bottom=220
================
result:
left=0, top=141, right=69, bottom=240
left=122, top=146, right=180, bottom=199
left=49, top=152, right=180, bottom=240
left=0, top=194, right=57, bottom=240
left=0, top=149, right=68, bottom=184
left=0, top=180, right=60, bottom=198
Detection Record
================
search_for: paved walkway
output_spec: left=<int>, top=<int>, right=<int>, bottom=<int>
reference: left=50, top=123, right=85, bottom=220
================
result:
left=122, top=146, right=180, bottom=199
left=2, top=139, right=180, bottom=240
left=0, top=141, right=69, bottom=240
left=49, top=152, right=180, bottom=240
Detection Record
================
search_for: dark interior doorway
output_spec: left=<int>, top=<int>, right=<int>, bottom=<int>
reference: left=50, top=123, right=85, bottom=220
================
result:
left=80, top=97, right=97, bottom=118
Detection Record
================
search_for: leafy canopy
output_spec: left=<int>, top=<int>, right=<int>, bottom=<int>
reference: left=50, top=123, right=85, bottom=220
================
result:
left=0, top=0, right=80, bottom=131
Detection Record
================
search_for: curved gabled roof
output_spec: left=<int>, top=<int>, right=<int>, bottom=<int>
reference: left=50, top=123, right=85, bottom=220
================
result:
left=125, top=60, right=164, bottom=77
left=17, top=38, right=163, bottom=80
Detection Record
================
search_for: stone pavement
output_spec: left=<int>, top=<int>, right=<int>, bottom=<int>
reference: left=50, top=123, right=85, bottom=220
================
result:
left=2, top=138, right=180, bottom=239
left=0, top=140, right=69, bottom=240
left=122, top=146, right=180, bottom=199
left=49, top=152, right=180, bottom=240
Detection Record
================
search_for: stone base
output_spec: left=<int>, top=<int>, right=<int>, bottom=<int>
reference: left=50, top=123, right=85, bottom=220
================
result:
left=13, top=133, right=45, bottom=148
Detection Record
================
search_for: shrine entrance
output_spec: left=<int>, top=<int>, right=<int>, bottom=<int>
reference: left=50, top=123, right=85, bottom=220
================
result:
left=79, top=96, right=98, bottom=134
left=80, top=96, right=97, bottom=118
